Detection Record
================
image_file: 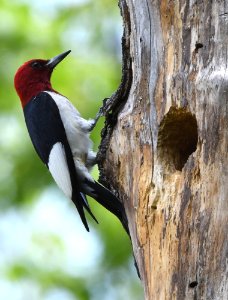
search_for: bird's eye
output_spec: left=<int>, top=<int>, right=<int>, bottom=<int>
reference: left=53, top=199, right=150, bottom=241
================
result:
left=31, top=61, right=42, bottom=69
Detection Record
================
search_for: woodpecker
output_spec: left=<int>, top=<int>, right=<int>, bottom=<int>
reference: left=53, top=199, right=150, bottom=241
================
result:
left=14, top=50, right=128, bottom=233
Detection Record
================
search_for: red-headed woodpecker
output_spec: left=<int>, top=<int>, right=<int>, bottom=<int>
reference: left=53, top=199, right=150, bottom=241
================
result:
left=14, top=50, right=128, bottom=233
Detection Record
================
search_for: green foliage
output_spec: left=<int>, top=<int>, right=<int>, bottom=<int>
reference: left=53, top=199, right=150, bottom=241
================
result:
left=0, top=0, right=143, bottom=299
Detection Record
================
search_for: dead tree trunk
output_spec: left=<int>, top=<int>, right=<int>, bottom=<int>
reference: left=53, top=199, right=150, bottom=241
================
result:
left=98, top=1, right=228, bottom=299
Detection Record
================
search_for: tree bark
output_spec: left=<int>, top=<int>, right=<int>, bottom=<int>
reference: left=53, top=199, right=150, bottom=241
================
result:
left=98, top=1, right=228, bottom=299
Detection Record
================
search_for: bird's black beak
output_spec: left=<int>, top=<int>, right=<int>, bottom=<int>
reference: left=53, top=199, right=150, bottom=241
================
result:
left=46, top=50, right=71, bottom=69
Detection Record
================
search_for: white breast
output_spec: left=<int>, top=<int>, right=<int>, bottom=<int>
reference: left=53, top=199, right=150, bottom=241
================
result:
left=45, top=91, right=92, bottom=155
left=45, top=91, right=95, bottom=181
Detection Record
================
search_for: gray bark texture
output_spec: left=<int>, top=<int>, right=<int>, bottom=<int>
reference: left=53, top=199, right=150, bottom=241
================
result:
left=98, top=1, right=228, bottom=299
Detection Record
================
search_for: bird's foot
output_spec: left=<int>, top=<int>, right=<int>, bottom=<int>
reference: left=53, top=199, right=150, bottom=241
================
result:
left=88, top=106, right=105, bottom=131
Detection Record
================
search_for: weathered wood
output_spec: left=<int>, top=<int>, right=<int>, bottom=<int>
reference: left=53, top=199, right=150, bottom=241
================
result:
left=98, top=1, right=228, bottom=299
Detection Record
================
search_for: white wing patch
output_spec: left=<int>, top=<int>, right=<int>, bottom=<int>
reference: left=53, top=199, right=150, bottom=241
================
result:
left=48, top=142, right=72, bottom=199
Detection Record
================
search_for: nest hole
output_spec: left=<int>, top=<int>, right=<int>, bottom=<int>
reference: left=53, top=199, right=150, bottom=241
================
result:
left=157, top=107, right=198, bottom=171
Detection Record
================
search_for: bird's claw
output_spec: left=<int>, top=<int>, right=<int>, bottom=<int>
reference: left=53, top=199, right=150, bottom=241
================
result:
left=89, top=98, right=112, bottom=131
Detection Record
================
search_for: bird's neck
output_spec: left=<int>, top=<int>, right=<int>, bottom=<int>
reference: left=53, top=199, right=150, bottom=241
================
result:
left=19, top=81, right=56, bottom=108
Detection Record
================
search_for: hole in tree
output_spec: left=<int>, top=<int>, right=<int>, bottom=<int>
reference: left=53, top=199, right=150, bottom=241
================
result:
left=157, top=107, right=198, bottom=171
left=189, top=281, right=198, bottom=288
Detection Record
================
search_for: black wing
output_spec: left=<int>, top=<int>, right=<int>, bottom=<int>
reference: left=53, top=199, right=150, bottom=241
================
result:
left=24, top=92, right=66, bottom=164
left=24, top=92, right=97, bottom=231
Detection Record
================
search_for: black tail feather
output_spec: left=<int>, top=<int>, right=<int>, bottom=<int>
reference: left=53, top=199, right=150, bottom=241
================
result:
left=72, top=191, right=90, bottom=232
left=83, top=179, right=129, bottom=235
left=71, top=191, right=99, bottom=232
left=80, top=192, right=99, bottom=224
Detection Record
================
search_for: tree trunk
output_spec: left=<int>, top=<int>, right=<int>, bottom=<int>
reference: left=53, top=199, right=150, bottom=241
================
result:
left=98, top=1, right=228, bottom=299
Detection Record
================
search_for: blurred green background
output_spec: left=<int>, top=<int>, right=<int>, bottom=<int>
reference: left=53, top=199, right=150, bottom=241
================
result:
left=0, top=0, right=143, bottom=299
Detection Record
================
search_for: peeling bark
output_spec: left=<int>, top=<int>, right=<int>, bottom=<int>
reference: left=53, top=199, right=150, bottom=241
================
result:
left=98, top=1, right=228, bottom=299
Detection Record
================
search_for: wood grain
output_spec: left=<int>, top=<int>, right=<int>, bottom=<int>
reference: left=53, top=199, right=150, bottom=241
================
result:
left=98, top=1, right=228, bottom=299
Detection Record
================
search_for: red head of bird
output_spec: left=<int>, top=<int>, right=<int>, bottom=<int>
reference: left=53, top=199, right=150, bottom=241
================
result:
left=14, top=50, right=71, bottom=107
